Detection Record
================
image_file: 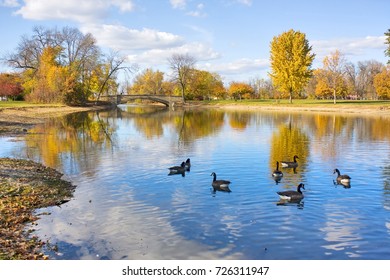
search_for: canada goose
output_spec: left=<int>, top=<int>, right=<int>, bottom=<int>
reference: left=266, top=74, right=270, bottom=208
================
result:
left=168, top=162, right=186, bottom=174
left=185, top=158, right=191, bottom=171
left=272, top=161, right=283, bottom=178
left=281, top=155, right=299, bottom=168
left=210, top=172, right=231, bottom=192
left=333, top=168, right=351, bottom=184
left=277, top=183, right=305, bottom=201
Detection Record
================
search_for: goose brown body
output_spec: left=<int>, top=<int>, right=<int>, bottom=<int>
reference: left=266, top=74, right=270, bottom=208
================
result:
left=277, top=183, right=305, bottom=201
left=281, top=155, right=299, bottom=168
left=211, top=172, right=231, bottom=192
left=333, top=168, right=351, bottom=184
left=168, top=162, right=186, bottom=173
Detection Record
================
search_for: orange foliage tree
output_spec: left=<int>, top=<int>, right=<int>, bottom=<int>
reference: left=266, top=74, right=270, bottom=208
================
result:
left=228, top=82, right=255, bottom=100
left=374, top=67, right=390, bottom=99
left=187, top=70, right=226, bottom=100
left=0, top=73, right=23, bottom=100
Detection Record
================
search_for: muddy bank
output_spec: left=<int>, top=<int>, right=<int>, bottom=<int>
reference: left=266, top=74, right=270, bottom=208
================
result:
left=0, top=103, right=111, bottom=259
left=0, top=158, right=75, bottom=259
left=201, top=102, right=390, bottom=117
left=0, top=102, right=114, bottom=136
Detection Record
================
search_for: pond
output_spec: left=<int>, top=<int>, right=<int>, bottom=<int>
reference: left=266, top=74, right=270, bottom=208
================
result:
left=1, top=105, right=390, bottom=260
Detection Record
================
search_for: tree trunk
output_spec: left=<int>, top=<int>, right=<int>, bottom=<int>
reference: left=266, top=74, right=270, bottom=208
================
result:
left=289, top=89, right=293, bottom=104
left=333, top=89, right=336, bottom=104
left=181, top=88, right=185, bottom=104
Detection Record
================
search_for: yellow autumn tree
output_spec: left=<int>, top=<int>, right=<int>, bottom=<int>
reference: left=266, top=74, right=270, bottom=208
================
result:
left=314, top=68, right=348, bottom=99
left=374, top=66, right=390, bottom=99
left=27, top=46, right=65, bottom=103
left=187, top=70, right=226, bottom=100
left=129, top=68, right=164, bottom=95
left=269, top=29, right=315, bottom=103
left=228, top=82, right=255, bottom=100
left=322, top=50, right=348, bottom=104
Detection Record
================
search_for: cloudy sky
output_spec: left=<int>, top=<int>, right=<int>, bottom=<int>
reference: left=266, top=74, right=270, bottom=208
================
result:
left=0, top=0, right=388, bottom=84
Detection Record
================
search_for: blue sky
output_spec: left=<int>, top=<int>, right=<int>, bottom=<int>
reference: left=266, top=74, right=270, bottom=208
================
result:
left=0, top=0, right=388, bottom=85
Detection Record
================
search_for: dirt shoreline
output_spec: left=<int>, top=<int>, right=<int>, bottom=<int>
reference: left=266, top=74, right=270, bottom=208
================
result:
left=0, top=103, right=110, bottom=259
left=0, top=103, right=113, bottom=136
left=200, top=102, right=390, bottom=116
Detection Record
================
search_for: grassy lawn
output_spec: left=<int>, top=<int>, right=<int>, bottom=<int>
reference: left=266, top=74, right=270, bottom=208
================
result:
left=3, top=99, right=390, bottom=110
left=0, top=101, right=64, bottom=109
left=201, top=99, right=390, bottom=107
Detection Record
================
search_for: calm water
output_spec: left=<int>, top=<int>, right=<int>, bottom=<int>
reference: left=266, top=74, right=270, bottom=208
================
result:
left=1, top=105, right=390, bottom=260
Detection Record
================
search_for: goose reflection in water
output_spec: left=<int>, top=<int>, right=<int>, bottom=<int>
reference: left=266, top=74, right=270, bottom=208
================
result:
left=211, top=185, right=232, bottom=194
left=277, top=199, right=304, bottom=209
left=333, top=180, right=351, bottom=189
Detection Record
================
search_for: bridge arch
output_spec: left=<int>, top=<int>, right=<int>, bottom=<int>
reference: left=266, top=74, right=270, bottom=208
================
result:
left=119, top=95, right=170, bottom=106
left=100, top=94, right=183, bottom=107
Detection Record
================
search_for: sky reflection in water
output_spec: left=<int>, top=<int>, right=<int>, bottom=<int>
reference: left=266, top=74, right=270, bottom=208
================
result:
left=1, top=105, right=390, bottom=259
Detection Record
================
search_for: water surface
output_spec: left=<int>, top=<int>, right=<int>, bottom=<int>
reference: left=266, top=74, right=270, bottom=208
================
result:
left=1, top=105, right=390, bottom=260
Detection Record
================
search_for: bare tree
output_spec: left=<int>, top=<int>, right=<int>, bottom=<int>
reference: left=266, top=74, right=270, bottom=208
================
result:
left=95, top=51, right=138, bottom=102
left=168, top=53, right=196, bottom=102
left=344, top=62, right=358, bottom=98
left=4, top=26, right=57, bottom=70
left=322, top=50, right=347, bottom=104
left=357, top=60, right=384, bottom=99
left=58, top=27, right=99, bottom=67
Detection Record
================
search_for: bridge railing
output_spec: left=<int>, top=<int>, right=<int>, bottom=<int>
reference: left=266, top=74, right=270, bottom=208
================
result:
left=100, top=94, right=184, bottom=107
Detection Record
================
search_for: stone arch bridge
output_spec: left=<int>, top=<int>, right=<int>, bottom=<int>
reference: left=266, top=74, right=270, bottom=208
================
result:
left=100, top=94, right=184, bottom=107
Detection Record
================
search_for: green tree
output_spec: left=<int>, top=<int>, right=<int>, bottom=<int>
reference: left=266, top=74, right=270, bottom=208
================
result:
left=187, top=70, right=225, bottom=100
left=269, top=29, right=315, bottom=103
left=385, top=29, right=390, bottom=64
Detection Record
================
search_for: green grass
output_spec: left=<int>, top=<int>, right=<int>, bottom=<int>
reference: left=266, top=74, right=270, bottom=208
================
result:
left=200, top=99, right=390, bottom=107
left=3, top=99, right=390, bottom=109
left=0, top=101, right=64, bottom=109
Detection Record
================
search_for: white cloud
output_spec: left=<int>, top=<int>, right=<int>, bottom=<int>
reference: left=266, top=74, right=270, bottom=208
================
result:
left=127, top=42, right=220, bottom=66
left=170, top=0, right=186, bottom=9
left=236, top=0, right=252, bottom=6
left=187, top=3, right=207, bottom=17
left=81, top=24, right=184, bottom=51
left=0, top=0, right=20, bottom=7
left=199, top=58, right=269, bottom=83
left=14, top=0, right=134, bottom=22
left=203, top=58, right=269, bottom=74
left=312, top=36, right=386, bottom=62
left=186, top=10, right=207, bottom=17
left=111, top=0, right=134, bottom=12
left=80, top=23, right=220, bottom=70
